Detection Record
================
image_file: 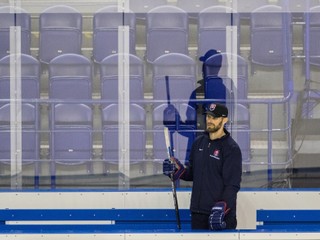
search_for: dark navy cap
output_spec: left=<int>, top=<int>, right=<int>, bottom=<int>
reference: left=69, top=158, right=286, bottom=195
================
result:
left=205, top=103, right=228, bottom=117
left=199, top=49, right=220, bottom=62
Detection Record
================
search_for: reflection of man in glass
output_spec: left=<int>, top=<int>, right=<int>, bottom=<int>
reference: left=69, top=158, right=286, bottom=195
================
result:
left=163, top=49, right=228, bottom=164
left=195, top=49, right=228, bottom=130
left=199, top=49, right=228, bottom=106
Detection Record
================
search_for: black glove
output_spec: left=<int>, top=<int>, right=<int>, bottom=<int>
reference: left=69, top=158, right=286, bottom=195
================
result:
left=162, top=157, right=185, bottom=181
left=163, top=158, right=175, bottom=176
left=208, top=201, right=230, bottom=230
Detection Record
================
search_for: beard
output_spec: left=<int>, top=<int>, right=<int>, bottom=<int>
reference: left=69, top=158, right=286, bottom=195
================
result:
left=206, top=119, right=223, bottom=133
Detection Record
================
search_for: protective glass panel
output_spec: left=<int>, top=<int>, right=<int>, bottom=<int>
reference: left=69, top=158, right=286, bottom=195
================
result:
left=0, top=0, right=316, bottom=190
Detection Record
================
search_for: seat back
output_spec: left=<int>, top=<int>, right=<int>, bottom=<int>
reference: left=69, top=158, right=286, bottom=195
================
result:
left=198, top=6, right=240, bottom=57
left=49, top=53, right=92, bottom=100
left=51, top=103, right=93, bottom=163
left=39, top=5, right=82, bottom=64
left=152, top=103, right=196, bottom=162
left=250, top=5, right=289, bottom=67
left=102, top=104, right=146, bottom=164
left=236, top=0, right=271, bottom=19
left=152, top=53, right=196, bottom=107
left=250, top=5, right=293, bottom=96
left=0, top=103, right=39, bottom=163
left=0, top=54, right=40, bottom=106
left=129, top=0, right=167, bottom=20
left=100, top=53, right=144, bottom=105
left=177, top=0, right=221, bottom=16
left=204, top=52, right=248, bottom=101
left=93, top=5, right=136, bottom=63
left=0, top=6, right=31, bottom=59
left=228, top=103, right=251, bottom=165
left=146, top=5, right=189, bottom=63
left=306, top=6, right=320, bottom=67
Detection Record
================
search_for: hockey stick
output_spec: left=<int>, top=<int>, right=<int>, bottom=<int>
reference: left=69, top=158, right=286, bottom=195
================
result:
left=164, top=126, right=181, bottom=229
left=164, top=75, right=175, bottom=148
left=165, top=75, right=171, bottom=104
left=164, top=75, right=181, bottom=229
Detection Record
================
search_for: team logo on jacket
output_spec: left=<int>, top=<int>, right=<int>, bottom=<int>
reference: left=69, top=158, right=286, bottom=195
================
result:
left=210, top=149, right=220, bottom=160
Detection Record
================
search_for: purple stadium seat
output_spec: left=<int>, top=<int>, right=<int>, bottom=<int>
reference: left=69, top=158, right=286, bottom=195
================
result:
left=228, top=103, right=251, bottom=171
left=198, top=5, right=240, bottom=57
left=177, top=0, right=222, bottom=18
left=204, top=52, right=248, bottom=101
left=306, top=6, right=320, bottom=68
left=0, top=103, right=40, bottom=187
left=48, top=53, right=92, bottom=101
left=146, top=5, right=189, bottom=63
left=250, top=5, right=290, bottom=68
left=152, top=53, right=196, bottom=106
left=50, top=103, right=93, bottom=187
left=236, top=0, right=271, bottom=19
left=99, top=53, right=144, bottom=105
left=0, top=54, right=40, bottom=106
left=93, top=5, right=136, bottom=64
left=39, top=5, right=82, bottom=64
left=152, top=103, right=196, bottom=173
left=250, top=4, right=293, bottom=96
left=101, top=103, right=146, bottom=173
left=0, top=6, right=31, bottom=59
left=129, top=0, right=167, bottom=21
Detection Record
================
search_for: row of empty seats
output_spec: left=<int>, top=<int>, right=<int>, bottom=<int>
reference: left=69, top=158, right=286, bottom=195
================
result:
left=0, top=4, right=239, bottom=64
left=0, top=52, right=249, bottom=102
left=1, top=3, right=318, bottom=71
left=0, top=101, right=250, bottom=178
left=0, top=48, right=251, bottom=173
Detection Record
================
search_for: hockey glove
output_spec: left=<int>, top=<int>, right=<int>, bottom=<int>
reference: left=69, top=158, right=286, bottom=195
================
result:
left=162, top=157, right=185, bottom=181
left=208, top=201, right=230, bottom=230
left=163, top=158, right=175, bottom=176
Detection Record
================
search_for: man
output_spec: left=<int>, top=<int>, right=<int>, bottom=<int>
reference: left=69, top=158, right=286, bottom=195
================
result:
left=163, top=103, right=242, bottom=230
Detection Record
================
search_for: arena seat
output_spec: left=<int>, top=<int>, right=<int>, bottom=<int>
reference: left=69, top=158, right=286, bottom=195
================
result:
left=0, top=6, right=31, bottom=59
left=204, top=52, right=248, bottom=101
left=50, top=103, right=93, bottom=188
left=99, top=53, right=144, bottom=105
left=101, top=103, right=146, bottom=173
left=92, top=5, right=136, bottom=64
left=0, top=103, right=40, bottom=187
left=48, top=53, right=92, bottom=101
left=152, top=103, right=196, bottom=173
left=146, top=5, right=189, bottom=63
left=152, top=53, right=196, bottom=107
left=250, top=5, right=291, bottom=71
left=197, top=5, right=240, bottom=58
left=0, top=53, right=40, bottom=107
left=39, top=5, right=82, bottom=65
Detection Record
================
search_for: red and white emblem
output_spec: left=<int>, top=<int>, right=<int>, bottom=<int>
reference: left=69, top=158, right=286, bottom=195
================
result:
left=209, top=103, right=216, bottom=111
left=213, top=149, right=220, bottom=157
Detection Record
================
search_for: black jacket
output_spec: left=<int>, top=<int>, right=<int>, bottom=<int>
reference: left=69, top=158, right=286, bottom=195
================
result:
left=181, top=129, right=242, bottom=216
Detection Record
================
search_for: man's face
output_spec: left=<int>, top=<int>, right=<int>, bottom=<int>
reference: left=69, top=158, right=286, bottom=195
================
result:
left=206, top=114, right=224, bottom=133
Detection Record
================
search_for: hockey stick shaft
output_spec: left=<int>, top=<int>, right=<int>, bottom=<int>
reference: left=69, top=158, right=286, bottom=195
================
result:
left=165, top=75, right=170, bottom=105
left=164, top=127, right=181, bottom=229
left=164, top=75, right=176, bottom=147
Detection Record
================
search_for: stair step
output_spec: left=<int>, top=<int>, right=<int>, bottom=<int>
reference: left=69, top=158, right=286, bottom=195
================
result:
left=294, top=119, right=320, bottom=135
left=290, top=154, right=320, bottom=178
left=293, top=153, right=320, bottom=168
left=290, top=177, right=320, bottom=188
